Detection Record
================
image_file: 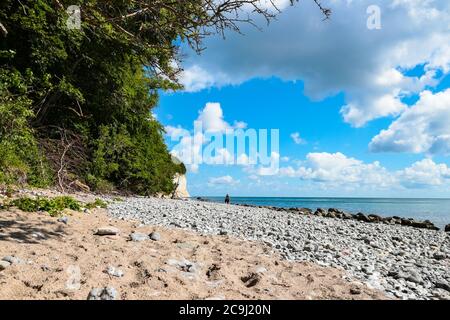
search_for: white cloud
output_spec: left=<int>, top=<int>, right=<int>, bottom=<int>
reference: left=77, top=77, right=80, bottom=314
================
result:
left=197, top=102, right=230, bottom=132
left=165, top=125, right=190, bottom=140
left=278, top=152, right=393, bottom=186
left=397, top=158, right=450, bottom=188
left=196, top=102, right=247, bottom=132
left=208, top=175, right=240, bottom=185
left=233, top=120, right=248, bottom=129
left=276, top=151, right=450, bottom=190
left=369, top=89, right=450, bottom=154
left=290, top=132, right=306, bottom=144
left=178, top=0, right=449, bottom=127
left=165, top=102, right=248, bottom=173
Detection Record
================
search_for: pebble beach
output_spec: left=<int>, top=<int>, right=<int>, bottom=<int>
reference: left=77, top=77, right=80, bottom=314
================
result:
left=108, top=197, right=450, bottom=300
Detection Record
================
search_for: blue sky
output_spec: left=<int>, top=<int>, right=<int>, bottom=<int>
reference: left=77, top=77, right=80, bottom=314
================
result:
left=154, top=0, right=450, bottom=197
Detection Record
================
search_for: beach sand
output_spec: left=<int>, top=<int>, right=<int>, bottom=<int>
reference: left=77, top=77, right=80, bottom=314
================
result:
left=0, top=199, right=386, bottom=300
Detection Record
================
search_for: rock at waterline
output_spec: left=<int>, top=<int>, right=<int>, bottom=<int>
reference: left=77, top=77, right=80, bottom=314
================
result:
left=94, top=227, right=120, bottom=236
left=445, top=224, right=450, bottom=232
left=87, top=287, right=117, bottom=300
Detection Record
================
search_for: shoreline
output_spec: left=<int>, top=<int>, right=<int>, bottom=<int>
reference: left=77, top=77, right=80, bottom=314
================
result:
left=194, top=197, right=448, bottom=231
left=1, top=189, right=449, bottom=300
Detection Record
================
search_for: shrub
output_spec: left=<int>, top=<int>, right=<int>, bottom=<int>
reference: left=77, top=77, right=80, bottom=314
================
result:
left=10, top=196, right=81, bottom=216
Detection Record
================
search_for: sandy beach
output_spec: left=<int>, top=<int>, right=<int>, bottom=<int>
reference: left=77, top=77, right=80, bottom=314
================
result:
left=0, top=195, right=385, bottom=300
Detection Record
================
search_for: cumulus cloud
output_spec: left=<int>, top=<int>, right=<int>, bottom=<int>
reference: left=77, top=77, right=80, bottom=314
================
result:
left=208, top=175, right=240, bottom=185
left=196, top=102, right=247, bottom=132
left=369, top=89, right=450, bottom=154
left=178, top=0, right=449, bottom=126
left=278, top=152, right=393, bottom=186
left=165, top=102, right=248, bottom=172
left=275, top=152, right=450, bottom=189
left=290, top=132, right=306, bottom=144
left=397, top=158, right=450, bottom=188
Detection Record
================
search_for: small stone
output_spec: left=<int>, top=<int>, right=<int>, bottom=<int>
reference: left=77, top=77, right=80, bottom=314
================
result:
left=31, top=232, right=46, bottom=239
left=350, top=287, right=361, bottom=295
left=105, top=266, right=124, bottom=278
left=130, top=232, right=148, bottom=242
left=0, top=260, right=11, bottom=271
left=57, top=216, right=68, bottom=224
left=187, top=265, right=197, bottom=273
left=241, top=273, right=261, bottom=288
left=94, top=226, right=119, bottom=236
left=435, top=281, right=450, bottom=292
left=255, top=267, right=267, bottom=274
left=87, top=287, right=117, bottom=300
left=433, top=252, right=446, bottom=261
left=406, top=271, right=423, bottom=284
left=149, top=232, right=161, bottom=241
left=2, top=256, right=22, bottom=265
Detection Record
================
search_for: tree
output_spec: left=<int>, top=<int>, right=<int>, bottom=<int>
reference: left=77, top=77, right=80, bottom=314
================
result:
left=0, top=0, right=329, bottom=194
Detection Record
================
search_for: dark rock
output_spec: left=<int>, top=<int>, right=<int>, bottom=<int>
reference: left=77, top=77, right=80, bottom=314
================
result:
left=368, top=214, right=382, bottom=222
left=401, top=218, right=413, bottom=226
left=435, top=281, right=450, bottom=292
left=433, top=252, right=447, bottom=261
left=350, top=287, right=361, bottom=295
left=355, top=212, right=370, bottom=222
left=445, top=224, right=450, bottom=232
left=241, top=273, right=261, bottom=288
left=149, top=232, right=161, bottom=241
left=314, top=208, right=326, bottom=216
left=411, top=220, right=439, bottom=230
left=342, top=213, right=353, bottom=220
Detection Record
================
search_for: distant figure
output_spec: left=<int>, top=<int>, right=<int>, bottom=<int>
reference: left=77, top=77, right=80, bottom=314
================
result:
left=224, top=194, right=230, bottom=204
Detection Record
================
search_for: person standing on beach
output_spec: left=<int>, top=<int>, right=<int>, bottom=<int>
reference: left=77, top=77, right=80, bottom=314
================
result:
left=225, top=194, right=230, bottom=204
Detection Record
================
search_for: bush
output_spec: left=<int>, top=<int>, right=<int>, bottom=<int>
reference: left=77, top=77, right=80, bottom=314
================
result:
left=85, top=198, right=108, bottom=209
left=0, top=70, right=52, bottom=187
left=10, top=196, right=82, bottom=216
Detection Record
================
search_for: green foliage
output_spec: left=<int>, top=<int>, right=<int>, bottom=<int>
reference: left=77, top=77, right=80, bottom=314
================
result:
left=0, top=0, right=186, bottom=194
left=10, top=196, right=81, bottom=216
left=85, top=198, right=107, bottom=209
left=0, top=69, right=52, bottom=186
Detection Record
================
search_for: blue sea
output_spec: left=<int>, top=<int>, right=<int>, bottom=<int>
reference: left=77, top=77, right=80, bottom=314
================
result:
left=201, top=197, right=450, bottom=228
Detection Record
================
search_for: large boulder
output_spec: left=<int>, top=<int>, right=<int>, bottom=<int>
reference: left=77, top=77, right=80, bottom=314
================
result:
left=445, top=224, right=450, bottom=232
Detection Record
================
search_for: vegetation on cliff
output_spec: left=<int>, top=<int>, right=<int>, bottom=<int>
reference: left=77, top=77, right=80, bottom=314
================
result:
left=0, top=0, right=327, bottom=195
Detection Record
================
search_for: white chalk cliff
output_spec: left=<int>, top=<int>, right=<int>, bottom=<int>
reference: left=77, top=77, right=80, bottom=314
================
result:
left=172, top=173, right=190, bottom=198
